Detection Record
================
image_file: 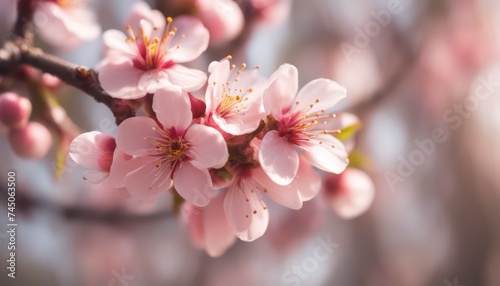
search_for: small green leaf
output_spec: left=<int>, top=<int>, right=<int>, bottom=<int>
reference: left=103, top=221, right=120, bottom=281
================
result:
left=334, top=123, right=362, bottom=141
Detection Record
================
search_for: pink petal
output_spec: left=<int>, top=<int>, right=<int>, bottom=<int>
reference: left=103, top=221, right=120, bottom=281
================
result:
left=69, top=131, right=104, bottom=170
left=311, top=112, right=360, bottom=132
left=138, top=69, right=171, bottom=93
left=125, top=2, right=166, bottom=34
left=324, top=168, right=375, bottom=219
left=259, top=130, right=299, bottom=186
left=303, top=134, right=349, bottom=174
left=263, top=64, right=298, bottom=118
left=152, top=88, right=192, bottom=131
left=173, top=162, right=214, bottom=207
left=252, top=166, right=302, bottom=210
left=124, top=159, right=172, bottom=200
left=109, top=149, right=151, bottom=188
left=102, top=29, right=134, bottom=56
left=224, top=182, right=269, bottom=242
left=182, top=203, right=205, bottom=248
left=98, top=57, right=146, bottom=99
left=169, top=16, right=209, bottom=63
left=185, top=124, right=228, bottom=169
left=294, top=79, right=346, bottom=115
left=293, top=157, right=322, bottom=201
left=116, top=117, right=158, bottom=156
left=203, top=194, right=237, bottom=257
left=206, top=59, right=231, bottom=111
left=164, top=64, right=207, bottom=92
left=83, top=170, right=109, bottom=184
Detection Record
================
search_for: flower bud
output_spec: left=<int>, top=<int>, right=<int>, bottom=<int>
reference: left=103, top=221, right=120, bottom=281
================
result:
left=0, top=92, right=32, bottom=129
left=322, top=168, right=375, bottom=219
left=8, top=122, right=53, bottom=159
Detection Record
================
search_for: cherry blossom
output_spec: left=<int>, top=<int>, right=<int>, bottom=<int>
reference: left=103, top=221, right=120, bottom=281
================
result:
left=322, top=168, right=375, bottom=219
left=112, top=87, right=228, bottom=205
left=182, top=194, right=236, bottom=257
left=260, top=64, right=349, bottom=186
left=34, top=0, right=101, bottom=50
left=98, top=2, right=209, bottom=99
left=205, top=57, right=267, bottom=137
left=195, top=0, right=244, bottom=45
left=0, top=92, right=32, bottom=129
left=222, top=155, right=321, bottom=242
left=9, top=122, right=53, bottom=159
left=69, top=131, right=117, bottom=184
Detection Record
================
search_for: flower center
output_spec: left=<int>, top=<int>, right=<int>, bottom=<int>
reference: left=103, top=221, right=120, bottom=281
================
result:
left=125, top=17, right=182, bottom=70
left=214, top=62, right=255, bottom=118
left=145, top=126, right=190, bottom=169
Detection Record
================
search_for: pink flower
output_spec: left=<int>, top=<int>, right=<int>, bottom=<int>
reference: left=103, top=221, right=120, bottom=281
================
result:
left=222, top=156, right=321, bottom=241
left=98, top=2, right=209, bottom=99
left=0, top=92, right=32, bottom=129
left=113, top=88, right=228, bottom=205
left=182, top=194, right=236, bottom=257
left=9, top=122, right=53, bottom=159
left=259, top=64, right=349, bottom=186
left=34, top=0, right=101, bottom=50
left=322, top=168, right=375, bottom=219
left=205, top=58, right=266, bottom=136
left=69, top=131, right=116, bottom=184
left=195, top=0, right=244, bottom=45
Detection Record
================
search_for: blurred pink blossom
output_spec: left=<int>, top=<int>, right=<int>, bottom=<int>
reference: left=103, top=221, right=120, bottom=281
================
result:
left=195, top=0, right=244, bottom=45
left=8, top=121, right=53, bottom=159
left=322, top=168, right=375, bottom=219
left=0, top=92, right=32, bottom=129
left=34, top=0, right=101, bottom=50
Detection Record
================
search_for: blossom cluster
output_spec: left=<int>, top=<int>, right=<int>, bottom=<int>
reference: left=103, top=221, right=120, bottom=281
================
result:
left=68, top=2, right=359, bottom=256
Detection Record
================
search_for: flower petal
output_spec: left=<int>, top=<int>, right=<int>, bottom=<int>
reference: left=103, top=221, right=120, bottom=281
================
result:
left=109, top=149, right=151, bottom=188
left=259, top=130, right=299, bottom=186
left=83, top=170, right=109, bottom=184
left=169, top=16, right=209, bottom=63
left=98, top=57, right=147, bottom=99
left=253, top=166, right=302, bottom=210
left=263, top=64, right=298, bottom=118
left=173, top=162, right=214, bottom=207
left=203, top=194, right=237, bottom=257
left=206, top=59, right=231, bottom=111
left=303, top=134, right=349, bottom=173
left=294, top=78, right=346, bottom=115
left=125, top=2, right=166, bottom=34
left=224, top=181, right=269, bottom=242
left=152, top=88, right=192, bottom=131
left=116, top=117, right=158, bottom=156
left=138, top=69, right=171, bottom=93
left=102, top=29, right=135, bottom=56
left=293, top=157, right=322, bottom=201
left=124, top=159, right=172, bottom=200
left=164, top=64, right=207, bottom=92
left=69, top=131, right=102, bottom=170
left=185, top=124, right=228, bottom=169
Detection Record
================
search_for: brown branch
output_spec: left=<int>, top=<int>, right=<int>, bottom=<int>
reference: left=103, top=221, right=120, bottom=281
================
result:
left=0, top=41, right=137, bottom=125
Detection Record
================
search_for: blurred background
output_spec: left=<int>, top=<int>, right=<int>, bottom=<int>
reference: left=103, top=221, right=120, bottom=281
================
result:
left=1, top=0, right=500, bottom=285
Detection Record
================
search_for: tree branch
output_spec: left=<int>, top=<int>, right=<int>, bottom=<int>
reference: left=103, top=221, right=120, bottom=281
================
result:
left=0, top=41, right=137, bottom=125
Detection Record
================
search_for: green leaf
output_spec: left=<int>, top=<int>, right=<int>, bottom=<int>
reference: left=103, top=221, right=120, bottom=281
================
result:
left=334, top=122, right=362, bottom=141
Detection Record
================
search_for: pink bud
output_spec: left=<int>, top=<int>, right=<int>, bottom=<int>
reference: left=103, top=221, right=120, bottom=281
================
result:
left=41, top=73, right=62, bottom=90
left=196, top=0, right=244, bottom=45
left=0, top=92, right=32, bottom=129
left=322, top=168, right=375, bottom=219
left=188, top=92, right=206, bottom=119
left=8, top=122, right=53, bottom=159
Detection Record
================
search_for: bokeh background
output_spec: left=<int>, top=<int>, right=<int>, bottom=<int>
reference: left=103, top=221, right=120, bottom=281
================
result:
left=1, top=0, right=500, bottom=285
